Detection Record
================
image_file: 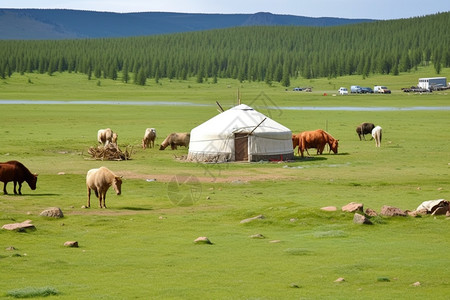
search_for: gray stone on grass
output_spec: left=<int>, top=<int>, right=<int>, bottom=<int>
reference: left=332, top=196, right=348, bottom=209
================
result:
left=40, top=207, right=64, bottom=218
left=250, top=233, right=265, bottom=239
left=353, top=213, right=372, bottom=225
left=380, top=205, right=406, bottom=217
left=342, top=202, right=363, bottom=213
left=194, top=237, right=213, bottom=245
left=64, top=241, right=78, bottom=247
left=240, top=214, right=265, bottom=224
left=2, top=220, right=35, bottom=231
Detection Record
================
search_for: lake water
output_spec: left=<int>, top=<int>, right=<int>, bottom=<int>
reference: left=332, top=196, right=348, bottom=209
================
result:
left=0, top=100, right=449, bottom=111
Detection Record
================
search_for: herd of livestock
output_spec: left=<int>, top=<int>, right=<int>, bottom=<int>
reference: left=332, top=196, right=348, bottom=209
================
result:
left=0, top=122, right=382, bottom=208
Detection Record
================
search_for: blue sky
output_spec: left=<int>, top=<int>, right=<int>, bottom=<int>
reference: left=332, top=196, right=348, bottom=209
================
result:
left=2, top=0, right=449, bottom=20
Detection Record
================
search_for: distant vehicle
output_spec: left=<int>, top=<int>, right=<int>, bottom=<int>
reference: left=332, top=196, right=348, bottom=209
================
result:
left=293, top=87, right=303, bottom=91
left=418, top=77, right=447, bottom=91
left=360, top=87, right=373, bottom=93
left=338, top=87, right=348, bottom=95
left=374, top=86, right=391, bottom=94
left=350, top=85, right=362, bottom=93
left=401, top=86, right=430, bottom=93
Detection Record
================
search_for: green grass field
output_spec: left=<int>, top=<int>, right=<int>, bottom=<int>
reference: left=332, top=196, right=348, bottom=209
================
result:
left=0, top=67, right=449, bottom=299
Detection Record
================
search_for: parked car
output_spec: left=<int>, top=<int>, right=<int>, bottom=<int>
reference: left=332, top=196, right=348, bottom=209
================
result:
left=360, top=87, right=373, bottom=93
left=350, top=85, right=362, bottom=93
left=338, top=87, right=348, bottom=95
left=374, top=86, right=391, bottom=94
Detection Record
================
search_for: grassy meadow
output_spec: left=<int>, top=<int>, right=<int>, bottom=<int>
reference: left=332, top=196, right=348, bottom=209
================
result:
left=1, top=67, right=450, bottom=299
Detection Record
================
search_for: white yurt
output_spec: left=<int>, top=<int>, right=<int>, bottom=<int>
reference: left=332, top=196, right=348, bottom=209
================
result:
left=187, top=104, right=294, bottom=162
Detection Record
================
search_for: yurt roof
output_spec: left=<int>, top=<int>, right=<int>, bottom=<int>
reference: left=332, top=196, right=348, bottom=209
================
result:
left=191, top=104, right=291, bottom=138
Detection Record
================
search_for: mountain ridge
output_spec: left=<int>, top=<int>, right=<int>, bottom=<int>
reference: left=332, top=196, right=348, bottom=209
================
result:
left=0, top=8, right=375, bottom=39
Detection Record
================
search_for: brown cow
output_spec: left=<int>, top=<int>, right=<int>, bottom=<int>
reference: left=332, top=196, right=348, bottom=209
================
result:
left=0, top=160, right=38, bottom=195
left=356, top=122, right=375, bottom=141
left=142, top=128, right=157, bottom=149
left=159, top=133, right=190, bottom=150
left=298, top=129, right=339, bottom=157
left=86, top=167, right=122, bottom=208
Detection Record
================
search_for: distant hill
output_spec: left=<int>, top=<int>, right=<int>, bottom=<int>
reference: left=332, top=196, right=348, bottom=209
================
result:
left=0, top=9, right=375, bottom=40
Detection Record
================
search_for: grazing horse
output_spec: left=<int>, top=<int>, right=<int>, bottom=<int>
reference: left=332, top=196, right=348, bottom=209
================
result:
left=371, top=126, right=382, bottom=147
left=97, top=128, right=118, bottom=146
left=86, top=167, right=122, bottom=208
left=159, top=133, right=190, bottom=150
left=0, top=160, right=38, bottom=195
left=356, top=123, right=375, bottom=141
left=142, top=128, right=157, bottom=149
left=356, top=122, right=375, bottom=140
left=298, top=129, right=339, bottom=157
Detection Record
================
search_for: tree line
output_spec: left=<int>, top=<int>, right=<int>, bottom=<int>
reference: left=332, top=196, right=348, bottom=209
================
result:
left=0, top=12, right=448, bottom=86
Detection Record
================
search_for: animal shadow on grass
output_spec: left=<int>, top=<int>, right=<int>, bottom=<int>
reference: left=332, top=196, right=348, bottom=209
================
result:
left=117, top=206, right=153, bottom=211
left=2, top=193, right=60, bottom=197
left=291, top=156, right=327, bottom=163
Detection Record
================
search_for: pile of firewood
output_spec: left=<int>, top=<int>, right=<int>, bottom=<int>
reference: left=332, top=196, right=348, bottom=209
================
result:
left=87, top=143, right=131, bottom=161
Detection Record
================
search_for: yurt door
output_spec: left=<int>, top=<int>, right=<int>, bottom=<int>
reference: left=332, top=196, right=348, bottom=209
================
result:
left=234, top=133, right=248, bottom=161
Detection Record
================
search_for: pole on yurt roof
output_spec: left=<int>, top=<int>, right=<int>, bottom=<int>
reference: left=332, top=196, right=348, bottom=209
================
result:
left=216, top=101, right=224, bottom=113
left=248, top=118, right=267, bottom=135
left=237, top=88, right=241, bottom=105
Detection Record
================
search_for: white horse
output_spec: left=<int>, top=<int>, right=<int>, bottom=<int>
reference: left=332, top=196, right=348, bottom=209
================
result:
left=371, top=126, right=382, bottom=147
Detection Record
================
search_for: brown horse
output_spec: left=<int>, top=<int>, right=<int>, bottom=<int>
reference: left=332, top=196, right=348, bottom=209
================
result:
left=0, top=160, right=38, bottom=195
left=298, top=129, right=339, bottom=157
left=356, top=122, right=375, bottom=140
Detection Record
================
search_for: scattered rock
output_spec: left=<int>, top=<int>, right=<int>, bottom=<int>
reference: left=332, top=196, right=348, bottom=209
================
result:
left=289, top=218, right=298, bottom=222
left=64, top=241, right=78, bottom=248
left=269, top=240, right=281, bottom=243
left=353, top=213, right=373, bottom=225
left=321, top=206, right=337, bottom=211
left=289, top=283, right=300, bottom=288
left=81, top=205, right=88, bottom=209
left=240, top=214, right=265, bottom=224
left=407, top=210, right=423, bottom=217
left=380, top=205, right=407, bottom=217
left=40, top=207, right=64, bottom=218
left=416, top=199, right=448, bottom=214
left=334, top=277, right=345, bottom=282
left=365, top=208, right=378, bottom=217
left=194, top=237, right=213, bottom=245
left=57, top=172, right=65, bottom=175
left=2, top=220, right=35, bottom=231
left=342, top=202, right=363, bottom=213
left=411, top=208, right=428, bottom=216
left=411, top=281, right=421, bottom=287
left=250, top=234, right=265, bottom=239
left=158, top=216, right=166, bottom=220
left=5, top=246, right=16, bottom=251
left=431, top=206, right=448, bottom=215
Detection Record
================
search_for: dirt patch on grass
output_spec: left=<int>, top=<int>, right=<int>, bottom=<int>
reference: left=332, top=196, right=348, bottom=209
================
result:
left=116, top=168, right=297, bottom=183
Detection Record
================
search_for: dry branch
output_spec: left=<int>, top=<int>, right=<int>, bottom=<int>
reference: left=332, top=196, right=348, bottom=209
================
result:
left=87, top=143, right=131, bottom=161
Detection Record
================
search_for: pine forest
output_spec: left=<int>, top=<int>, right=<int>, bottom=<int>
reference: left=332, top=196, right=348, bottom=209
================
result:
left=0, top=12, right=448, bottom=86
